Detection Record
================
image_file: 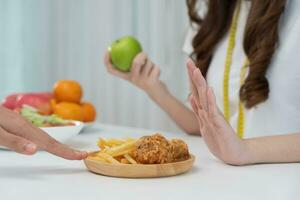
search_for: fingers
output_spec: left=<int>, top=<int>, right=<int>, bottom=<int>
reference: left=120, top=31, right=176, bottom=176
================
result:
left=41, top=137, right=88, bottom=160
left=0, top=127, right=37, bottom=155
left=104, top=52, right=130, bottom=80
left=0, top=107, right=88, bottom=160
left=26, top=126, right=88, bottom=160
left=206, top=87, right=228, bottom=129
left=149, top=65, right=161, bottom=80
left=141, top=58, right=154, bottom=78
left=131, top=53, right=161, bottom=86
left=186, top=59, right=200, bottom=107
left=198, top=108, right=218, bottom=140
left=189, top=96, right=199, bottom=116
left=131, top=52, right=147, bottom=81
left=192, top=68, right=208, bottom=111
left=189, top=95, right=203, bottom=128
left=207, top=87, right=219, bottom=118
left=189, top=95, right=198, bottom=115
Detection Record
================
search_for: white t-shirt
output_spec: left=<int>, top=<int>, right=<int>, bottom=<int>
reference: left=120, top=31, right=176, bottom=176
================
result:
left=183, top=0, right=300, bottom=138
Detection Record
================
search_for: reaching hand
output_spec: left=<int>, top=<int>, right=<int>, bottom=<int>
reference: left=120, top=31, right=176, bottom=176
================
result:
left=186, top=59, right=252, bottom=165
left=0, top=106, right=88, bottom=160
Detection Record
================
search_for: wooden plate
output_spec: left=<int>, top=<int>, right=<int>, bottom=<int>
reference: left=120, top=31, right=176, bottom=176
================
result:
left=84, top=154, right=195, bottom=178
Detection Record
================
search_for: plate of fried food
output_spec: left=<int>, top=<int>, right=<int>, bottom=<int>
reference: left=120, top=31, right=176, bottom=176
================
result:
left=84, top=133, right=195, bottom=178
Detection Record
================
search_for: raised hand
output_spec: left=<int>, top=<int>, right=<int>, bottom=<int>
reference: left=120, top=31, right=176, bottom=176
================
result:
left=187, top=59, right=252, bottom=165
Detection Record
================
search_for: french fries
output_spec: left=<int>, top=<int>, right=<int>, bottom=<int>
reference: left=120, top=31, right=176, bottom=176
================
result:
left=97, top=153, right=120, bottom=164
left=124, top=154, right=137, bottom=164
left=105, top=140, right=136, bottom=156
left=89, top=137, right=138, bottom=165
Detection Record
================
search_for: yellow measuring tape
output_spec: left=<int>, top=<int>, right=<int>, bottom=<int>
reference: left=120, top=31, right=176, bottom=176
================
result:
left=237, top=59, right=249, bottom=138
left=223, top=0, right=248, bottom=138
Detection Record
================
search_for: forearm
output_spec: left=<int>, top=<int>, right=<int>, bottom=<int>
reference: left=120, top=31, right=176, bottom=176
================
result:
left=245, top=133, right=300, bottom=164
left=147, top=82, right=199, bottom=135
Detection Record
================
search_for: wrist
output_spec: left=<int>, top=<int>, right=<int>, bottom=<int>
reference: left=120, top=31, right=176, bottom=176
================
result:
left=225, top=139, right=257, bottom=166
left=146, top=81, right=170, bottom=102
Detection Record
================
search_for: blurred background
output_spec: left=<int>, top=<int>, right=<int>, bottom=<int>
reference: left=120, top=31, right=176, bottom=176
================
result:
left=0, top=0, right=190, bottom=132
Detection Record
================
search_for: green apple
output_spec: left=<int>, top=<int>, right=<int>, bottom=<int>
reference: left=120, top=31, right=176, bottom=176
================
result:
left=108, top=36, right=142, bottom=72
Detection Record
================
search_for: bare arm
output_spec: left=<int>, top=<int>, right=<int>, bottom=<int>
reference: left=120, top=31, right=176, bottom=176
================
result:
left=147, top=81, right=199, bottom=134
left=104, top=52, right=199, bottom=135
left=245, top=134, right=300, bottom=164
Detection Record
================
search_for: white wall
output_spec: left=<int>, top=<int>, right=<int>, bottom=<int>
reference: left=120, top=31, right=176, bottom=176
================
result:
left=0, top=0, right=190, bottom=132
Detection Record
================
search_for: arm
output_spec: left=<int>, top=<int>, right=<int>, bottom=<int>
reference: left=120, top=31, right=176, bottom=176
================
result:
left=104, top=52, right=199, bottom=135
left=187, top=58, right=300, bottom=165
left=147, top=83, right=199, bottom=135
left=245, top=134, right=300, bottom=164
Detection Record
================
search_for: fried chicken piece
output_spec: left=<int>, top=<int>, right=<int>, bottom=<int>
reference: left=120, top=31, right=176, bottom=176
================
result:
left=132, top=134, right=173, bottom=164
left=169, top=139, right=190, bottom=162
left=132, top=134, right=190, bottom=164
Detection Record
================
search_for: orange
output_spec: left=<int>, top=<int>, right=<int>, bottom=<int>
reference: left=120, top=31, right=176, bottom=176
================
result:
left=52, top=101, right=83, bottom=121
left=81, top=102, right=97, bottom=122
left=50, top=98, right=57, bottom=111
left=53, top=80, right=83, bottom=103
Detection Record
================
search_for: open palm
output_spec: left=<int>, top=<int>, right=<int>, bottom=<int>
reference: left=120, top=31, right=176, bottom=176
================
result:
left=187, top=59, right=251, bottom=165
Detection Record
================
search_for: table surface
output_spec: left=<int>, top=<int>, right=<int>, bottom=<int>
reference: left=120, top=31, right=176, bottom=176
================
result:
left=0, top=123, right=299, bottom=200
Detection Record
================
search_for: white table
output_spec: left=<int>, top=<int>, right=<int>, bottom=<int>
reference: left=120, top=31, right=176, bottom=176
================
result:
left=0, top=123, right=299, bottom=200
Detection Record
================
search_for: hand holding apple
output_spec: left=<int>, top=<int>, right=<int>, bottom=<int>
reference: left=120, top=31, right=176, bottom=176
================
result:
left=104, top=50, right=167, bottom=98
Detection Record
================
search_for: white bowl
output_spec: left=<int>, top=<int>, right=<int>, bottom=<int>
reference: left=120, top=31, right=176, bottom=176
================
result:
left=81, top=122, right=95, bottom=132
left=41, top=120, right=84, bottom=143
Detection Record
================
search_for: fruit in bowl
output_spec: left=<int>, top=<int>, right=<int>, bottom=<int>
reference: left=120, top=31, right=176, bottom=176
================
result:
left=108, top=36, right=142, bottom=72
left=1, top=80, right=97, bottom=126
left=0, top=81, right=94, bottom=145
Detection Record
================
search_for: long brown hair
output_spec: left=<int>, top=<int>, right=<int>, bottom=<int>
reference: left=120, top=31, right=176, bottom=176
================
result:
left=187, top=0, right=286, bottom=108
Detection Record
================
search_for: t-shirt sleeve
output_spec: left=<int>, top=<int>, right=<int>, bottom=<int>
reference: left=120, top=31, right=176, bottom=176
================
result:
left=182, top=27, right=197, bottom=55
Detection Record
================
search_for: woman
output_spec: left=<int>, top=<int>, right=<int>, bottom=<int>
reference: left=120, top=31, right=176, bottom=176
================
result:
left=105, top=0, right=300, bottom=164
